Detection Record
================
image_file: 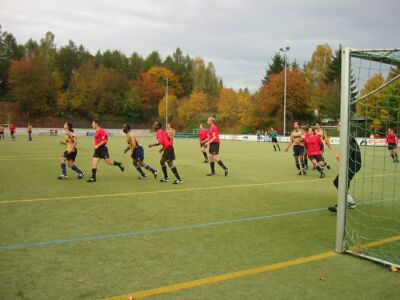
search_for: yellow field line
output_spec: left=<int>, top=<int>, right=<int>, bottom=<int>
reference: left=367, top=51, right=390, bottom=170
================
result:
left=103, top=251, right=337, bottom=300
left=0, top=179, right=321, bottom=205
left=103, top=234, right=400, bottom=300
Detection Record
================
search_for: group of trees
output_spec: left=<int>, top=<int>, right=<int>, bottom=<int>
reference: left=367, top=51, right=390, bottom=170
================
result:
left=2, top=26, right=397, bottom=133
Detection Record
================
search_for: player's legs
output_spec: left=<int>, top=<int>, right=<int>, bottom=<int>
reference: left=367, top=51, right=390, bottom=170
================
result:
left=167, top=160, right=182, bottom=183
left=58, top=155, right=68, bottom=179
left=201, top=145, right=209, bottom=163
left=310, top=156, right=325, bottom=178
left=87, top=157, right=100, bottom=182
left=293, top=155, right=303, bottom=175
left=133, top=158, right=147, bottom=179
left=159, top=156, right=170, bottom=182
left=138, top=160, right=158, bottom=178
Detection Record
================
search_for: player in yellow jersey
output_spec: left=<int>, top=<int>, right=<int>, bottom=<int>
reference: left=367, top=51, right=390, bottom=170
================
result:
left=123, top=124, right=158, bottom=179
left=57, top=122, right=85, bottom=180
left=315, top=121, right=331, bottom=169
left=285, top=121, right=306, bottom=175
left=27, top=123, right=33, bottom=141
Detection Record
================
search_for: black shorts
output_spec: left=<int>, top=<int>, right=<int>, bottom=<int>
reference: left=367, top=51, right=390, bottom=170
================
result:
left=293, top=145, right=304, bottom=156
left=131, top=146, right=145, bottom=160
left=209, top=143, right=220, bottom=155
left=94, top=145, right=110, bottom=159
left=308, top=155, right=323, bottom=162
left=63, top=149, right=78, bottom=161
left=162, top=146, right=176, bottom=161
left=388, top=143, right=397, bottom=150
left=272, top=137, right=278, bottom=143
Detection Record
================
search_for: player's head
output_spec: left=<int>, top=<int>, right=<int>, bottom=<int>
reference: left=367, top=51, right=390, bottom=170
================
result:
left=64, top=122, right=73, bottom=132
left=388, top=128, right=393, bottom=134
left=308, top=127, right=313, bottom=135
left=153, top=121, right=162, bottom=130
left=92, top=120, right=100, bottom=129
left=207, top=117, right=215, bottom=125
left=199, top=123, right=204, bottom=129
left=270, top=127, right=274, bottom=131
left=123, top=124, right=131, bottom=134
left=315, top=121, right=321, bottom=128
left=293, top=121, right=300, bottom=129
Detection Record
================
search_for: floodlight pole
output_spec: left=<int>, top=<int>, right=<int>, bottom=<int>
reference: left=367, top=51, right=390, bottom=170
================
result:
left=165, top=77, right=168, bottom=129
left=280, top=46, right=290, bottom=136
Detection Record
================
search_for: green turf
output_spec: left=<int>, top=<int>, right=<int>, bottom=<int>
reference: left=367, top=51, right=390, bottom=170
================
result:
left=0, top=136, right=399, bottom=299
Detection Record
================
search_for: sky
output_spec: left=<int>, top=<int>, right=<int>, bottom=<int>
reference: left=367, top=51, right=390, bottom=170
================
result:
left=0, top=0, right=398, bottom=91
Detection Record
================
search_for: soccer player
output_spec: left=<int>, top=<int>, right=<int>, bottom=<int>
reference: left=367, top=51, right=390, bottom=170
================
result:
left=123, top=124, right=158, bottom=179
left=9, top=122, right=16, bottom=141
left=315, top=121, right=331, bottom=169
left=0, top=124, right=4, bottom=140
left=386, top=128, right=399, bottom=163
left=198, top=123, right=209, bottom=163
left=285, top=121, right=306, bottom=175
left=166, top=123, right=176, bottom=139
left=302, top=126, right=310, bottom=170
left=87, top=120, right=124, bottom=183
left=269, top=127, right=280, bottom=151
left=204, top=117, right=229, bottom=176
left=304, top=127, right=326, bottom=178
left=149, top=121, right=183, bottom=184
left=27, top=123, right=33, bottom=141
left=328, top=122, right=362, bottom=212
left=57, top=122, right=85, bottom=180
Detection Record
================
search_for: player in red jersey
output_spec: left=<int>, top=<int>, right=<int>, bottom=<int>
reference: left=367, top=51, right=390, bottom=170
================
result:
left=198, top=123, right=209, bottom=163
left=149, top=121, right=183, bottom=184
left=87, top=120, right=124, bottom=182
left=386, top=128, right=399, bottom=163
left=303, top=127, right=326, bottom=178
left=204, top=117, right=229, bottom=176
left=9, top=122, right=16, bottom=141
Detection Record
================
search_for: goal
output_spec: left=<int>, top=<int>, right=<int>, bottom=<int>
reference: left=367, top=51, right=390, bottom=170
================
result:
left=336, top=48, right=400, bottom=268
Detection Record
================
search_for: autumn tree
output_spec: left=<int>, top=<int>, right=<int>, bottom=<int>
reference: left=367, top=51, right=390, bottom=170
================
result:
left=178, top=91, right=208, bottom=124
left=217, top=88, right=241, bottom=129
left=261, top=53, right=285, bottom=85
left=158, top=94, right=178, bottom=123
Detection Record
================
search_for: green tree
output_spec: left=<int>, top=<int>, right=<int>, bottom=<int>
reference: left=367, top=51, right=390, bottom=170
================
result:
left=261, top=53, right=284, bottom=85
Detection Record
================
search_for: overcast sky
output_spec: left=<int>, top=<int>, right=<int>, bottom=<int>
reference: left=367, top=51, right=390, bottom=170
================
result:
left=0, top=0, right=398, bottom=91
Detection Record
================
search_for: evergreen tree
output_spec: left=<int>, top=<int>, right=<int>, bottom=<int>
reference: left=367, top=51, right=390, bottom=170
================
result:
left=261, top=53, right=284, bottom=85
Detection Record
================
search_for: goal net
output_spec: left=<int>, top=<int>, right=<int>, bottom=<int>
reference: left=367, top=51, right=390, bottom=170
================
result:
left=336, top=48, right=400, bottom=268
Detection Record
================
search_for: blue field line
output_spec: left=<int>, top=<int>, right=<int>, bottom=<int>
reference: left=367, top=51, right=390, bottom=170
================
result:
left=0, top=207, right=326, bottom=250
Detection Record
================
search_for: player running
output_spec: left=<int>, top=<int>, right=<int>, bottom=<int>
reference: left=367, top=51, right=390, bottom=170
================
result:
left=304, top=127, right=326, bottom=178
left=315, top=121, right=331, bottom=169
left=203, top=117, right=229, bottom=176
left=269, top=128, right=280, bottom=151
left=149, top=121, right=183, bottom=184
left=285, top=121, right=306, bottom=175
left=198, top=123, right=209, bottom=163
left=386, top=128, right=399, bottom=163
left=123, top=124, right=158, bottom=179
left=57, top=122, right=85, bottom=180
left=87, top=120, right=125, bottom=183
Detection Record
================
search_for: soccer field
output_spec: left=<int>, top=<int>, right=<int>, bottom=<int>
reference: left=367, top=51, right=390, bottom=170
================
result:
left=0, top=136, right=399, bottom=299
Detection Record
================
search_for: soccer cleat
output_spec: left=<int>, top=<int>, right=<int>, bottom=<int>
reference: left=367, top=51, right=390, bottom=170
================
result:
left=297, top=170, right=302, bottom=175
left=204, top=159, right=209, bottom=163
left=77, top=171, right=85, bottom=179
left=138, top=175, right=148, bottom=180
left=320, top=172, right=326, bottom=178
left=224, top=168, right=229, bottom=176
left=328, top=205, right=337, bottom=213
left=302, top=170, right=307, bottom=175
left=153, top=170, right=159, bottom=178
left=304, top=165, right=309, bottom=170
left=326, top=163, right=331, bottom=170
left=347, top=202, right=356, bottom=209
left=57, top=174, right=68, bottom=180
left=173, top=179, right=183, bottom=184
left=206, top=172, right=216, bottom=176
left=160, top=177, right=170, bottom=182
left=87, top=177, right=96, bottom=183
left=118, top=163, right=125, bottom=172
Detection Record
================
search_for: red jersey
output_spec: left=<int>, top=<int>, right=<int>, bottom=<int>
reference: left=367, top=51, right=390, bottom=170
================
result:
left=9, top=124, right=16, bottom=132
left=95, top=128, right=108, bottom=146
left=208, top=124, right=220, bottom=144
left=304, top=134, right=323, bottom=156
left=157, top=129, right=173, bottom=150
left=199, top=129, right=208, bottom=141
left=386, top=133, right=397, bottom=144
